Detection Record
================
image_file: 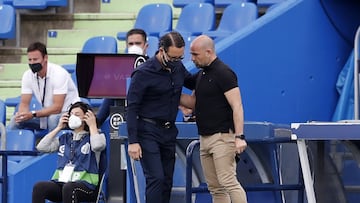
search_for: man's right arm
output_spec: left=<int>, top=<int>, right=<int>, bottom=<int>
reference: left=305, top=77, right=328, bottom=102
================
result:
left=17, top=94, right=32, bottom=113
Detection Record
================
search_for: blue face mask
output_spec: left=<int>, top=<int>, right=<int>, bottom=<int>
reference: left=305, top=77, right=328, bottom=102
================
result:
left=29, top=63, right=43, bottom=73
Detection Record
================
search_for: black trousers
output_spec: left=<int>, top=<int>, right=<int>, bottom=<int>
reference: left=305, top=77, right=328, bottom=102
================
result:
left=137, top=119, right=178, bottom=203
left=32, top=181, right=97, bottom=203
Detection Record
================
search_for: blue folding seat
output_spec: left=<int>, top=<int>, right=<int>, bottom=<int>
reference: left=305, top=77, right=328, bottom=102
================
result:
left=44, top=0, right=67, bottom=7
left=12, top=0, right=67, bottom=9
left=5, top=129, right=36, bottom=162
left=183, top=36, right=196, bottom=63
left=117, top=3, right=172, bottom=40
left=146, top=36, right=159, bottom=57
left=257, top=0, right=285, bottom=7
left=2, top=0, right=14, bottom=5
left=0, top=99, right=6, bottom=125
left=173, top=3, right=215, bottom=39
left=6, top=96, right=48, bottom=138
left=0, top=4, right=16, bottom=40
left=82, top=36, right=118, bottom=54
left=203, top=2, right=258, bottom=40
left=173, top=0, right=214, bottom=8
left=214, top=0, right=255, bottom=8
left=62, top=64, right=76, bottom=74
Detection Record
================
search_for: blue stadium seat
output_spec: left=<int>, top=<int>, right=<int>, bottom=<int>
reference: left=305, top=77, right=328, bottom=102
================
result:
left=62, top=64, right=76, bottom=74
left=12, top=0, right=67, bottom=9
left=183, top=36, right=196, bottom=63
left=0, top=99, right=6, bottom=125
left=2, top=0, right=14, bottom=5
left=146, top=36, right=159, bottom=57
left=257, top=0, right=285, bottom=7
left=6, top=96, right=48, bottom=138
left=173, top=0, right=214, bottom=8
left=82, top=36, right=118, bottom=54
left=117, top=3, right=172, bottom=40
left=203, top=2, right=258, bottom=40
left=214, top=0, right=255, bottom=8
left=5, top=129, right=35, bottom=162
left=4, top=95, right=21, bottom=108
left=0, top=4, right=16, bottom=40
left=174, top=3, right=215, bottom=38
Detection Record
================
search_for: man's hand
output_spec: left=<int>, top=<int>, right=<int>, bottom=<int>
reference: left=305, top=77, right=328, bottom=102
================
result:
left=14, top=111, right=32, bottom=123
left=128, top=143, right=142, bottom=160
left=235, top=139, right=247, bottom=154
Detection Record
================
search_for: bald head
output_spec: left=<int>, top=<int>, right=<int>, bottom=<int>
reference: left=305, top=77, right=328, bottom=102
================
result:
left=190, top=35, right=216, bottom=68
left=192, top=35, right=215, bottom=51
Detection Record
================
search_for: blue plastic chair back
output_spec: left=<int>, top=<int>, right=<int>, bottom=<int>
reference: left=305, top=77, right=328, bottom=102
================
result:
left=12, top=0, right=47, bottom=9
left=2, top=0, right=14, bottom=5
left=183, top=36, right=197, bottom=63
left=204, top=2, right=257, bottom=39
left=12, top=0, right=67, bottom=9
left=45, top=0, right=67, bottom=6
left=6, top=129, right=35, bottom=162
left=82, top=36, right=118, bottom=54
left=0, top=99, right=6, bottom=125
left=219, top=2, right=257, bottom=32
left=0, top=4, right=16, bottom=39
left=173, top=0, right=214, bottom=8
left=258, top=0, right=285, bottom=7
left=214, top=0, right=255, bottom=8
left=146, top=36, right=159, bottom=57
left=175, top=3, right=215, bottom=38
left=14, top=96, right=42, bottom=113
left=134, top=4, right=172, bottom=37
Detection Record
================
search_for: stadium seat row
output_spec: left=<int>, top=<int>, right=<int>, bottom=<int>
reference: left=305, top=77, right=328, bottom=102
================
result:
left=118, top=2, right=258, bottom=47
left=172, top=0, right=284, bottom=8
left=0, top=0, right=68, bottom=46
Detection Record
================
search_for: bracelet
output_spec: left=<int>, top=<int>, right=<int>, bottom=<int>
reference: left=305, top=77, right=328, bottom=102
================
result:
left=235, top=134, right=245, bottom=140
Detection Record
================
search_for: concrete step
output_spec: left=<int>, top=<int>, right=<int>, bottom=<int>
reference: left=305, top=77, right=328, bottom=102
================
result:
left=72, top=13, right=136, bottom=30
left=47, top=29, right=126, bottom=51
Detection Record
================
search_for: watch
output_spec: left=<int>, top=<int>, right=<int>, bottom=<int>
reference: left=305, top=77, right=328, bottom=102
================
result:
left=235, top=134, right=245, bottom=140
left=31, top=110, right=37, bottom=118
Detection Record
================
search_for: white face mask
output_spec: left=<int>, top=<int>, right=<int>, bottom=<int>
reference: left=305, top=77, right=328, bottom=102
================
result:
left=68, top=115, right=82, bottom=129
left=128, top=45, right=144, bottom=55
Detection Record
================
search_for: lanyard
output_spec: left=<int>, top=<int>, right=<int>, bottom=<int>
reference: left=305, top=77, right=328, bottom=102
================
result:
left=37, top=76, right=47, bottom=107
left=69, top=133, right=85, bottom=164
left=69, top=141, right=75, bottom=163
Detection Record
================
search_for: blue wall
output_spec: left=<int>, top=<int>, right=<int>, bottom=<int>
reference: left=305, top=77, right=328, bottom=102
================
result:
left=186, top=0, right=360, bottom=124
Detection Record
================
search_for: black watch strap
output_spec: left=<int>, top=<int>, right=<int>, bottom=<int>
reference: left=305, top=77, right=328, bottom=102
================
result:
left=31, top=110, right=37, bottom=118
left=235, top=134, right=245, bottom=140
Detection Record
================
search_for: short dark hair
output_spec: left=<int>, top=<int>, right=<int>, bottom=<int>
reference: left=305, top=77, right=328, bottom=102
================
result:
left=27, top=42, right=47, bottom=57
left=68, top=101, right=93, bottom=131
left=126, top=28, right=147, bottom=43
left=158, top=31, right=185, bottom=52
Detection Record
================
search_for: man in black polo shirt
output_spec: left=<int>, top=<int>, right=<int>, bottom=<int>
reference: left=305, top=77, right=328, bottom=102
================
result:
left=126, top=31, right=195, bottom=203
left=183, top=35, right=248, bottom=203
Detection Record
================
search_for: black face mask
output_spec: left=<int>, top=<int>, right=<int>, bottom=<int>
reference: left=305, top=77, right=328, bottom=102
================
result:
left=29, top=63, right=42, bottom=73
left=162, top=54, right=181, bottom=69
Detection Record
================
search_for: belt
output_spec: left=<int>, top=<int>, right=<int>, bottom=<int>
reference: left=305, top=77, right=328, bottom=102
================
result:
left=140, top=117, right=174, bottom=129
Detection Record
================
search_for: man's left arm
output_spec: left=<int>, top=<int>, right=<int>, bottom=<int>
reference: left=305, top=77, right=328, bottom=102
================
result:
left=35, top=94, right=65, bottom=117
left=224, top=87, right=247, bottom=153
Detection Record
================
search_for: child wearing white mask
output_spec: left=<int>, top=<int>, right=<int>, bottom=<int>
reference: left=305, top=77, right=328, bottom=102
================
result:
left=32, top=101, right=106, bottom=203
